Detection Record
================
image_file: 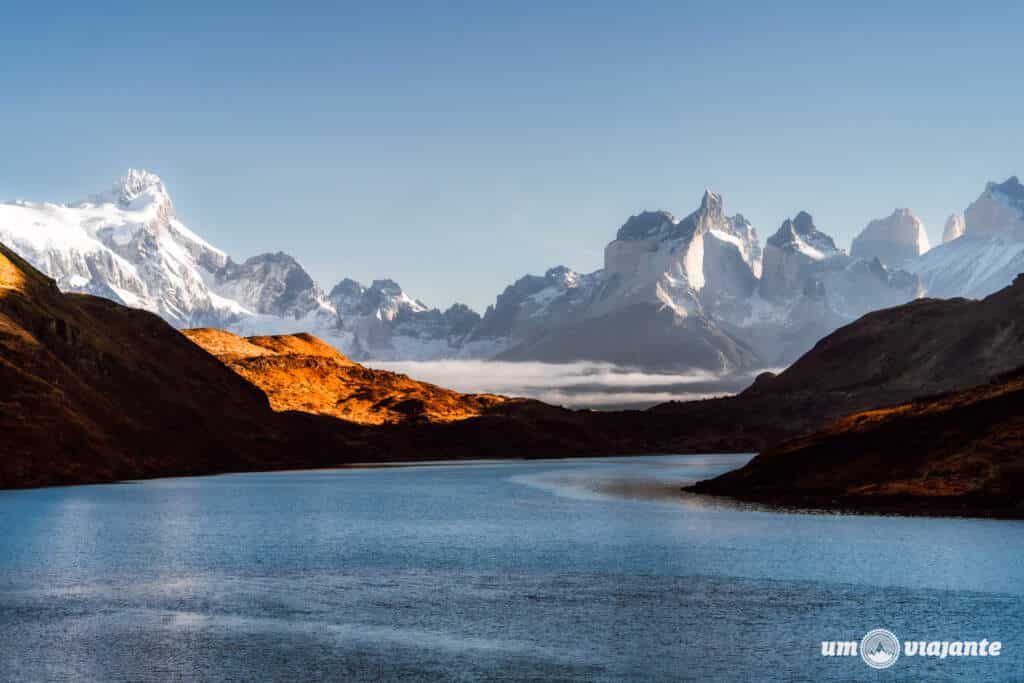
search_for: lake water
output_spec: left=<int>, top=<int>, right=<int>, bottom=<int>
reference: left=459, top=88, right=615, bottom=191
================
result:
left=0, top=454, right=1021, bottom=681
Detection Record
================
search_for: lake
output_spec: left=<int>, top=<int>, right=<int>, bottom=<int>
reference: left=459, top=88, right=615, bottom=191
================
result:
left=0, top=455, right=1021, bottom=681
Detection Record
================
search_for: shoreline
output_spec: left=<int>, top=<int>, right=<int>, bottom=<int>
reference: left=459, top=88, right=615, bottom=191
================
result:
left=681, top=485, right=1024, bottom=521
left=8, top=454, right=1022, bottom=522
left=0, top=452, right=743, bottom=493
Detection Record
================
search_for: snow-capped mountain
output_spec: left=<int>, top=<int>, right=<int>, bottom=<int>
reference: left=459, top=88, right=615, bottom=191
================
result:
left=325, top=277, right=484, bottom=361
left=475, top=196, right=921, bottom=371
left=472, top=192, right=767, bottom=371
left=727, top=210, right=923, bottom=364
left=759, top=211, right=842, bottom=300
left=942, top=214, right=965, bottom=244
left=0, top=169, right=244, bottom=327
left=964, top=176, right=1024, bottom=239
left=0, top=170, right=472, bottom=360
left=906, top=176, right=1024, bottom=300
left=850, top=208, right=929, bottom=267
left=3, top=169, right=1023, bottom=373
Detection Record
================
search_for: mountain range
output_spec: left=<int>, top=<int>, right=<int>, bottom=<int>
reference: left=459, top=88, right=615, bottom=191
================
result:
left=5, top=231, right=1024, bottom=516
left=3, top=170, right=1024, bottom=375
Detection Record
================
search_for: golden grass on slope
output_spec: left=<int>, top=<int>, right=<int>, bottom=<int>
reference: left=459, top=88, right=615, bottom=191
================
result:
left=182, top=328, right=511, bottom=425
left=0, top=245, right=44, bottom=293
left=182, top=328, right=276, bottom=361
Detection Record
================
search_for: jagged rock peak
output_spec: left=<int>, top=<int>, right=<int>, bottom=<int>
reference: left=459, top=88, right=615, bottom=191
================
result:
left=965, top=175, right=1024, bottom=240
left=328, top=277, right=364, bottom=298
left=369, top=278, right=403, bottom=295
left=117, top=169, right=166, bottom=202
left=792, top=211, right=816, bottom=236
left=80, top=168, right=173, bottom=215
left=215, top=251, right=323, bottom=319
left=616, top=210, right=677, bottom=241
left=850, top=208, right=929, bottom=267
left=544, top=265, right=580, bottom=288
left=614, top=189, right=733, bottom=243
left=943, top=214, right=965, bottom=243
left=988, top=176, right=1024, bottom=207
left=767, top=212, right=838, bottom=256
left=700, top=188, right=723, bottom=213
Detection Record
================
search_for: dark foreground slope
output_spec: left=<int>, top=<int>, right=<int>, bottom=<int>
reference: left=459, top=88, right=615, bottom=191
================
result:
left=687, top=275, right=1024, bottom=517
left=663, top=273, right=1024, bottom=430
left=689, top=368, right=1024, bottom=517
left=0, top=242, right=308, bottom=487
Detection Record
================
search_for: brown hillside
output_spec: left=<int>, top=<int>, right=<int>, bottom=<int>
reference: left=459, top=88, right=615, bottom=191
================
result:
left=182, top=328, right=511, bottom=425
left=658, top=273, right=1024, bottom=447
left=0, top=242, right=321, bottom=488
left=689, top=368, right=1024, bottom=517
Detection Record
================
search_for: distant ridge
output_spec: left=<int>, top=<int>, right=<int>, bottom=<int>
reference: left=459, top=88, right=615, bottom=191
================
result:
left=688, top=274, right=1024, bottom=517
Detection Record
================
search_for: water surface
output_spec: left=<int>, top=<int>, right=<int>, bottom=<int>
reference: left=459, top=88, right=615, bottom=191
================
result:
left=0, top=455, right=1021, bottom=681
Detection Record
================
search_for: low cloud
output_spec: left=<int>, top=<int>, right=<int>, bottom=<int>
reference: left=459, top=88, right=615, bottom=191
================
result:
left=366, top=360, right=776, bottom=410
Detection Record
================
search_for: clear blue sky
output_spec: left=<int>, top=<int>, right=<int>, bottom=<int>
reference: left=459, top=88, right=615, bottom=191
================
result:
left=1, top=1, right=1020, bottom=310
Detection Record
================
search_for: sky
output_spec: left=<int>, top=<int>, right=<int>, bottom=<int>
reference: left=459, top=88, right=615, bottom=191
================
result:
left=1, top=1, right=1021, bottom=311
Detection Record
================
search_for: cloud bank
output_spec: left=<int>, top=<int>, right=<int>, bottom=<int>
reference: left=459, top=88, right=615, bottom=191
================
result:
left=366, top=360, right=777, bottom=410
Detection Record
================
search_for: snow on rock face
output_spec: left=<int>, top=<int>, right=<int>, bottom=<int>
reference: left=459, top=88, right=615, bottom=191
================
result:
left=749, top=211, right=922, bottom=363
left=760, top=212, right=840, bottom=300
left=9, top=169, right=1017, bottom=373
left=470, top=265, right=593, bottom=344
left=214, top=252, right=330, bottom=319
left=0, top=170, right=463, bottom=360
left=964, top=176, right=1024, bottom=240
left=766, top=211, right=839, bottom=259
left=603, top=190, right=759, bottom=310
left=943, top=214, right=966, bottom=244
left=326, top=276, right=479, bottom=360
left=0, top=169, right=233, bottom=326
left=850, top=208, right=929, bottom=267
left=466, top=190, right=770, bottom=372
left=906, top=235, right=1024, bottom=300
left=902, top=178, right=1024, bottom=302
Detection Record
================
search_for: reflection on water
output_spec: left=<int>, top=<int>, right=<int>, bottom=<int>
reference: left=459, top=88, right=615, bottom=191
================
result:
left=0, top=455, right=1021, bottom=681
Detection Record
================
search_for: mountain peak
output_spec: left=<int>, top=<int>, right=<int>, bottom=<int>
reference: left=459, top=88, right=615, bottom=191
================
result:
left=369, top=278, right=403, bottom=295
left=616, top=210, right=677, bottom=241
left=792, top=211, right=816, bottom=235
left=965, top=175, right=1024, bottom=240
left=118, top=169, right=165, bottom=201
left=943, top=214, right=966, bottom=243
left=544, top=265, right=580, bottom=288
left=767, top=212, right=839, bottom=257
left=81, top=168, right=172, bottom=211
left=700, top=189, right=723, bottom=212
left=989, top=176, right=1024, bottom=207
left=850, top=208, right=928, bottom=266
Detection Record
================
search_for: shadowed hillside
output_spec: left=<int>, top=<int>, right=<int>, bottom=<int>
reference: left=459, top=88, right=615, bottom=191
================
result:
left=689, top=367, right=1024, bottom=518
left=686, top=275, right=1024, bottom=517
left=0, top=242, right=306, bottom=487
